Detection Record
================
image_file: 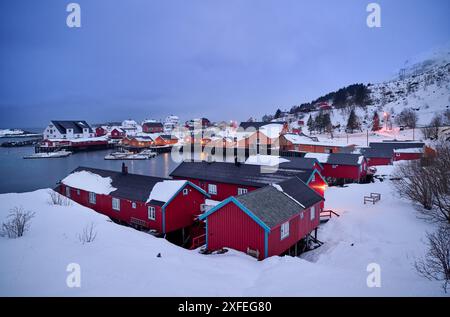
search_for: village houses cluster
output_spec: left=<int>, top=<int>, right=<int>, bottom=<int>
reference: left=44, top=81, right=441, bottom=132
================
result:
left=38, top=114, right=433, bottom=260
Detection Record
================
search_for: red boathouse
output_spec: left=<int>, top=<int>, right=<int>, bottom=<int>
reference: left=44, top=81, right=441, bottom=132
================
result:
left=170, top=160, right=327, bottom=201
left=199, top=176, right=324, bottom=260
left=60, top=165, right=209, bottom=235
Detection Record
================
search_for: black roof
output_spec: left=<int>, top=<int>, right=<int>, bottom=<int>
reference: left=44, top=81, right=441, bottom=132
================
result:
left=239, top=121, right=285, bottom=130
left=170, top=161, right=315, bottom=187
left=51, top=121, right=93, bottom=134
left=275, top=176, right=324, bottom=208
left=325, top=153, right=364, bottom=166
left=235, top=177, right=323, bottom=228
left=360, top=148, right=393, bottom=159
left=143, top=122, right=163, bottom=128
left=69, top=167, right=170, bottom=204
left=369, top=141, right=425, bottom=150
left=236, top=186, right=303, bottom=228
left=277, top=157, right=321, bottom=170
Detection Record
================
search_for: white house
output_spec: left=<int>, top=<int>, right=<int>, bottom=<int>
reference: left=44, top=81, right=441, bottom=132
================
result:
left=43, top=121, right=95, bottom=140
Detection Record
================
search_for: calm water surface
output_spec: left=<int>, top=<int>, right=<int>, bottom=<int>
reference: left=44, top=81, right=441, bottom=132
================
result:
left=0, top=137, right=180, bottom=194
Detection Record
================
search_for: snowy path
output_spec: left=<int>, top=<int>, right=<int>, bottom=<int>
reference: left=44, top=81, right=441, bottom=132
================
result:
left=0, top=176, right=446, bottom=296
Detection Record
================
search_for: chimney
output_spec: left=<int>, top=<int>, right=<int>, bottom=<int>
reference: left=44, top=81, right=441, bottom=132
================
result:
left=121, top=162, right=128, bottom=175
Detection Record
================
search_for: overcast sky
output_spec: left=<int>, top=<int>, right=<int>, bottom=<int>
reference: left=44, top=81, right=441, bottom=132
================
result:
left=0, top=0, right=449, bottom=128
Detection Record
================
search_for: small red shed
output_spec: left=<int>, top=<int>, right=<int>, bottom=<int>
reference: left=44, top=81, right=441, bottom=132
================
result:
left=305, top=153, right=368, bottom=183
left=393, top=148, right=423, bottom=162
left=199, top=177, right=324, bottom=260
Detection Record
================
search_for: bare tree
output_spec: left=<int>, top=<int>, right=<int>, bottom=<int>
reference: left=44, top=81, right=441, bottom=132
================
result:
left=415, top=226, right=450, bottom=293
left=48, top=190, right=72, bottom=206
left=392, top=161, right=433, bottom=210
left=79, top=223, right=97, bottom=244
left=428, top=142, right=450, bottom=224
left=1, top=207, right=35, bottom=238
left=395, top=108, right=418, bottom=128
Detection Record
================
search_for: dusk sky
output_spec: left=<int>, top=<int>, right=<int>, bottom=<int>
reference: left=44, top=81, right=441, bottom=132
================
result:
left=0, top=0, right=449, bottom=128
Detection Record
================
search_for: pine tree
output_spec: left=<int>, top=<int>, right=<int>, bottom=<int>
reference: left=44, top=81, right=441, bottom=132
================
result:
left=274, top=109, right=282, bottom=119
left=346, top=109, right=360, bottom=133
left=307, top=115, right=314, bottom=134
left=372, top=112, right=381, bottom=131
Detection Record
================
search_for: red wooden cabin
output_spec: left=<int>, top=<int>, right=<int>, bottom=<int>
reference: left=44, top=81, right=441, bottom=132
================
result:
left=142, top=122, right=164, bottom=134
left=110, top=127, right=126, bottom=139
left=170, top=160, right=327, bottom=202
left=95, top=127, right=107, bottom=137
left=199, top=177, right=324, bottom=260
left=60, top=165, right=209, bottom=235
left=305, top=153, right=368, bottom=183
left=393, top=148, right=423, bottom=162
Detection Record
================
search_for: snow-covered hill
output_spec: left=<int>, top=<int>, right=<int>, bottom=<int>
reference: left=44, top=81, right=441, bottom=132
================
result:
left=0, top=172, right=444, bottom=296
left=278, top=47, right=450, bottom=131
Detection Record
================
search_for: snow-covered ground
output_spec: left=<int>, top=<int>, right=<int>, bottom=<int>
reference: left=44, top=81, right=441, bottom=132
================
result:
left=0, top=169, right=445, bottom=296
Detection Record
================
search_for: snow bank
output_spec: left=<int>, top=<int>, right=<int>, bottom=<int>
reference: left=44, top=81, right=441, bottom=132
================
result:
left=62, top=171, right=117, bottom=195
left=245, top=155, right=290, bottom=167
left=147, top=180, right=187, bottom=203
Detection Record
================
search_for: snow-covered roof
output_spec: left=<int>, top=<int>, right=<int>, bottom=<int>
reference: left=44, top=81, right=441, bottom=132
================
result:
left=47, top=136, right=108, bottom=143
left=62, top=171, right=117, bottom=195
left=259, top=124, right=284, bottom=139
left=394, top=148, right=424, bottom=154
left=284, top=134, right=350, bottom=147
left=245, top=155, right=290, bottom=167
left=146, top=180, right=188, bottom=204
left=304, top=153, right=330, bottom=164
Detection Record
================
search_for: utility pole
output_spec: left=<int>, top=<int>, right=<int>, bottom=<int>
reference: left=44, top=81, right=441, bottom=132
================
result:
left=367, top=129, right=369, bottom=147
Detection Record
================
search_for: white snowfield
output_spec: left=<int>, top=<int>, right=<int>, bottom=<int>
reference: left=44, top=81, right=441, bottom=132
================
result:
left=0, top=169, right=445, bottom=296
left=62, top=171, right=117, bottom=195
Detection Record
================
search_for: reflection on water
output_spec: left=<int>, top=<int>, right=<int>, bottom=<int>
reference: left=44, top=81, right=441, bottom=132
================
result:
left=0, top=136, right=244, bottom=194
left=0, top=145, right=179, bottom=194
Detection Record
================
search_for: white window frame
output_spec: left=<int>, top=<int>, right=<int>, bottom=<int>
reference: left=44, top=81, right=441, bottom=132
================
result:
left=208, top=184, right=217, bottom=195
left=132, top=202, right=137, bottom=209
left=77, top=189, right=80, bottom=196
left=112, top=197, right=120, bottom=211
left=148, top=206, right=156, bottom=220
left=280, top=221, right=290, bottom=240
left=89, top=192, right=96, bottom=204
left=65, top=186, right=71, bottom=198
left=183, top=188, right=189, bottom=196
left=238, top=188, right=248, bottom=195
left=310, top=205, right=316, bottom=221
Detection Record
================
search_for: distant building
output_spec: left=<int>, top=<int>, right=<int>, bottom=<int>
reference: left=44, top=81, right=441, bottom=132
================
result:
left=43, top=121, right=95, bottom=140
left=164, top=115, right=180, bottom=133
left=142, top=122, right=164, bottom=134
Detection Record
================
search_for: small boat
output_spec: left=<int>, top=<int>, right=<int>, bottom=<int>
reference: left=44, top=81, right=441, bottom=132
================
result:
left=139, top=149, right=157, bottom=158
left=24, top=150, right=72, bottom=159
left=105, top=153, right=148, bottom=160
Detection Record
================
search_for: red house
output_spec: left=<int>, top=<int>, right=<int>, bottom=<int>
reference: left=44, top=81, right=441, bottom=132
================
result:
left=170, top=160, right=327, bottom=202
left=60, top=165, right=209, bottom=235
left=305, top=153, right=368, bottom=183
left=360, top=148, right=393, bottom=166
left=199, top=177, right=324, bottom=260
left=393, top=148, right=423, bottom=162
left=142, top=122, right=164, bottom=134
left=110, top=127, right=126, bottom=139
left=95, top=126, right=107, bottom=137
